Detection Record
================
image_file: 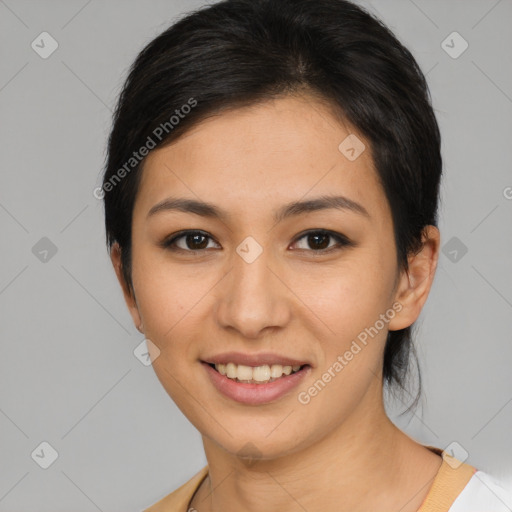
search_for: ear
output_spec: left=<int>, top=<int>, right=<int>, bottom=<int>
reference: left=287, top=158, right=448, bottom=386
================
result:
left=110, top=242, right=143, bottom=332
left=388, top=225, right=440, bottom=331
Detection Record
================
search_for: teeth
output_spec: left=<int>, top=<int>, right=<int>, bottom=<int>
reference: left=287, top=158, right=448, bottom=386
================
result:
left=226, top=362, right=237, bottom=378
left=237, top=364, right=253, bottom=381
left=270, top=364, right=283, bottom=378
left=252, top=365, right=271, bottom=382
left=214, top=362, right=303, bottom=382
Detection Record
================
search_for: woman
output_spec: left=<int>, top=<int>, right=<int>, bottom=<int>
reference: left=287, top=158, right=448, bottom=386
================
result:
left=101, top=0, right=512, bottom=510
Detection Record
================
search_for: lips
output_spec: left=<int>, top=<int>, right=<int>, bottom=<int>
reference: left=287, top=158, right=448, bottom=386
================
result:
left=201, top=352, right=312, bottom=405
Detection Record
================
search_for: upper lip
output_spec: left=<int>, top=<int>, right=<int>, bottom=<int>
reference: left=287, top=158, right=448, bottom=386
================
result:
left=203, top=352, right=311, bottom=367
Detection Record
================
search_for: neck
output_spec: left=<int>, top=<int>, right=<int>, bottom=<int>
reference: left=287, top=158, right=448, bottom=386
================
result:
left=193, top=382, right=442, bottom=512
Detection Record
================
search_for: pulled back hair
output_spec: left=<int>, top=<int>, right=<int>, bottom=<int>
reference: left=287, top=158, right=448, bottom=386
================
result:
left=102, top=0, right=442, bottom=410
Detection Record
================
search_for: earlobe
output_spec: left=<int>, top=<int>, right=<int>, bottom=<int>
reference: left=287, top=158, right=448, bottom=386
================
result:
left=110, top=242, right=143, bottom=332
left=388, top=225, right=440, bottom=331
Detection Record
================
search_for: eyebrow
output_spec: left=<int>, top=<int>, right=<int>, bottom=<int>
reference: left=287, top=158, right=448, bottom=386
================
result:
left=146, top=194, right=370, bottom=223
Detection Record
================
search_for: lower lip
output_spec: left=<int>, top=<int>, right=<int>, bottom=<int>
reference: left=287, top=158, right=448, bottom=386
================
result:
left=202, top=362, right=311, bottom=405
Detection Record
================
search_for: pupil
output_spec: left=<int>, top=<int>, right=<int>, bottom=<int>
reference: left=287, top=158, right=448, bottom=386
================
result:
left=309, top=233, right=329, bottom=250
left=188, top=234, right=208, bottom=250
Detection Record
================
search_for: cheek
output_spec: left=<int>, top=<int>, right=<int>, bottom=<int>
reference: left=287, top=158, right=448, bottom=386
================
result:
left=296, top=254, right=393, bottom=330
left=295, top=257, right=396, bottom=387
left=131, top=250, right=193, bottom=347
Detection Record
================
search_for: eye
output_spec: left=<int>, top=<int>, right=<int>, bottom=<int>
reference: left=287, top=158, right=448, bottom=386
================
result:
left=291, top=230, right=353, bottom=253
left=161, top=230, right=220, bottom=252
left=160, top=229, right=353, bottom=254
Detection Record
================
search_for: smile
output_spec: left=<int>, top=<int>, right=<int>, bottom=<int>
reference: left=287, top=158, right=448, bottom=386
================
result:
left=201, top=353, right=312, bottom=405
left=212, top=362, right=304, bottom=384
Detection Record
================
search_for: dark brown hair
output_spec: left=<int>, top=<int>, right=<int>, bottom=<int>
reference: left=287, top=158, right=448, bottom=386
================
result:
left=101, top=0, right=442, bottom=410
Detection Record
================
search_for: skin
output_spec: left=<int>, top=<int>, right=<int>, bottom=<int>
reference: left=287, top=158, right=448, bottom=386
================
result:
left=111, top=93, right=442, bottom=512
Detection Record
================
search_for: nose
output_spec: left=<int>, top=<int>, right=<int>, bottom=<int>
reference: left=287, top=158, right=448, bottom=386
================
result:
left=214, top=246, right=292, bottom=339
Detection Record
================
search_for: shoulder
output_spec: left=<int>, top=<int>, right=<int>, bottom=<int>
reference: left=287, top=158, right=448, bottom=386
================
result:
left=419, top=446, right=512, bottom=512
left=142, top=466, right=209, bottom=512
left=449, top=470, right=512, bottom=512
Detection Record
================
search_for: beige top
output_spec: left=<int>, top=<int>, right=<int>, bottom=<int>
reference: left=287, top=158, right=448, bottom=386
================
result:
left=143, top=446, right=477, bottom=512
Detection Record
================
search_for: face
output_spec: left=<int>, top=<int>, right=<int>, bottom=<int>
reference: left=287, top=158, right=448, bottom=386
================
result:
left=112, top=93, right=429, bottom=462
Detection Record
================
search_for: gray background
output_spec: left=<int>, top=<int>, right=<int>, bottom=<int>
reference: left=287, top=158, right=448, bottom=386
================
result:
left=1, top=0, right=511, bottom=510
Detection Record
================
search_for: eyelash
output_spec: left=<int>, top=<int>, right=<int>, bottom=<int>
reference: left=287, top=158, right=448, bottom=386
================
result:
left=160, top=229, right=354, bottom=255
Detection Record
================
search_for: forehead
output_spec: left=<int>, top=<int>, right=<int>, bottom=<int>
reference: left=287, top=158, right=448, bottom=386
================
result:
left=134, top=94, right=390, bottom=225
